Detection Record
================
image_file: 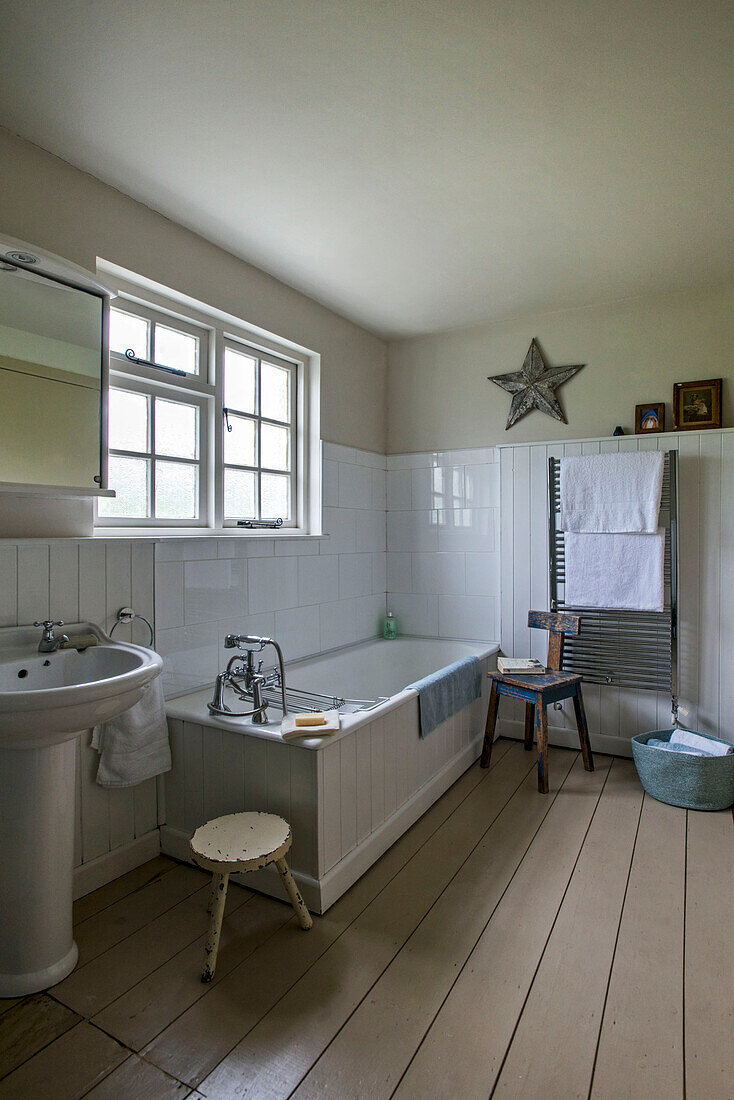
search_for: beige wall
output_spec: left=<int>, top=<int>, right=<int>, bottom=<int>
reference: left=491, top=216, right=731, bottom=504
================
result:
left=386, top=283, right=734, bottom=452
left=0, top=127, right=387, bottom=453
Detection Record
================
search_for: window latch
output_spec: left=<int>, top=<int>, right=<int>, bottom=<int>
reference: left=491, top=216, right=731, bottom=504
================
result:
left=237, top=518, right=284, bottom=529
left=223, top=407, right=233, bottom=432
left=124, top=348, right=186, bottom=376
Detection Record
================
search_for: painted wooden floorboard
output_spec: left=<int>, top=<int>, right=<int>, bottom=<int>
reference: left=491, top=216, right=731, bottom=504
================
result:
left=72, top=855, right=176, bottom=925
left=53, top=880, right=251, bottom=1017
left=82, top=1051, right=193, bottom=1098
left=0, top=1021, right=127, bottom=1099
left=144, top=744, right=527, bottom=1090
left=285, top=751, right=582, bottom=1100
left=0, top=993, right=80, bottom=1080
left=392, top=753, right=609, bottom=1099
left=684, top=807, right=734, bottom=1100
left=590, top=795, right=686, bottom=1099
left=492, top=757, right=643, bottom=1098
left=197, top=744, right=552, bottom=1099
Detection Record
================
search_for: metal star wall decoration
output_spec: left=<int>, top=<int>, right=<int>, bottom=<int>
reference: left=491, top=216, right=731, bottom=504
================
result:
left=488, top=338, right=585, bottom=430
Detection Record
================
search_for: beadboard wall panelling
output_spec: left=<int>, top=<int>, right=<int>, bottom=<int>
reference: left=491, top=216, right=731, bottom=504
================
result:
left=497, top=430, right=734, bottom=754
left=156, top=445, right=388, bottom=697
left=0, top=539, right=157, bottom=885
left=385, top=447, right=501, bottom=642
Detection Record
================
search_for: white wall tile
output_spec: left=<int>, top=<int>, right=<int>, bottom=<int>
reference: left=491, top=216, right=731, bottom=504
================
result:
left=390, top=593, right=438, bottom=636
left=465, top=551, right=500, bottom=597
left=155, top=561, right=184, bottom=629
left=354, top=448, right=386, bottom=469
left=298, top=554, right=340, bottom=606
left=372, top=551, right=387, bottom=593
left=412, top=552, right=466, bottom=595
left=437, top=507, right=496, bottom=552
left=323, top=442, right=356, bottom=464
left=275, top=604, right=321, bottom=661
left=354, top=594, right=385, bottom=640
left=156, top=621, right=219, bottom=689
left=387, top=509, right=439, bottom=553
left=387, top=552, right=412, bottom=593
left=387, top=452, right=437, bottom=469
left=323, top=459, right=339, bottom=507
left=438, top=594, right=497, bottom=641
left=184, top=558, right=247, bottom=624
left=339, top=553, right=374, bottom=598
left=412, top=466, right=465, bottom=511
left=156, top=538, right=217, bottom=561
left=320, top=598, right=357, bottom=650
left=339, top=462, right=374, bottom=509
left=274, top=539, right=320, bottom=556
left=248, top=555, right=298, bottom=613
left=219, top=610, right=275, bottom=643
left=386, top=469, right=412, bottom=510
left=355, top=508, right=386, bottom=552
left=321, top=507, right=357, bottom=554
left=465, top=463, right=501, bottom=508
left=372, top=469, right=387, bottom=510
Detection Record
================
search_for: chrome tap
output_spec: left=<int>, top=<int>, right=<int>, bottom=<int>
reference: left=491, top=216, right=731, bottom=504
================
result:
left=34, top=620, right=70, bottom=653
left=209, top=635, right=288, bottom=722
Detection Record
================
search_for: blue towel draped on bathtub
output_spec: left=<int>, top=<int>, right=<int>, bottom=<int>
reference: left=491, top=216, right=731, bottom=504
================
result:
left=407, top=656, right=483, bottom=739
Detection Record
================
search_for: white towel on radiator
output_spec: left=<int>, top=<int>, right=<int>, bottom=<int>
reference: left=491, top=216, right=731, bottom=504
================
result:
left=564, top=528, right=666, bottom=611
left=559, top=451, right=664, bottom=533
left=91, top=676, right=171, bottom=787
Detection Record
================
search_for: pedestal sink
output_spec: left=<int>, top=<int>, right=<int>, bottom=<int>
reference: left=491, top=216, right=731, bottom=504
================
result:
left=0, top=622, right=162, bottom=997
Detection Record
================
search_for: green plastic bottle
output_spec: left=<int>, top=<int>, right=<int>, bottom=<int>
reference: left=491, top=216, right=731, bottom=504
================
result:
left=383, top=611, right=397, bottom=640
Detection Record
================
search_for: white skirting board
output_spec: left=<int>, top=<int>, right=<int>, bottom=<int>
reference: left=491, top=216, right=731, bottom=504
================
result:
left=161, top=735, right=483, bottom=914
left=495, top=716, right=633, bottom=759
left=72, top=830, right=161, bottom=900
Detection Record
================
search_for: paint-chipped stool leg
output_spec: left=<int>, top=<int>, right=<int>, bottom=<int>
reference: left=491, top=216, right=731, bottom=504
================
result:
left=573, top=685, right=594, bottom=772
left=201, top=871, right=229, bottom=982
left=524, top=701, right=535, bottom=751
left=275, top=857, right=313, bottom=930
left=535, top=702, right=549, bottom=794
left=206, top=874, right=218, bottom=915
left=480, top=680, right=500, bottom=768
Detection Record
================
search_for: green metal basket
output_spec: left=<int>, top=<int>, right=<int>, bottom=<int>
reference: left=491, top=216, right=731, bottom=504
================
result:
left=632, top=729, right=734, bottom=811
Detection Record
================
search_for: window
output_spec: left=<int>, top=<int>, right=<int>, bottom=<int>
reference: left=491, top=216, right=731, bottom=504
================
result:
left=97, top=287, right=311, bottom=533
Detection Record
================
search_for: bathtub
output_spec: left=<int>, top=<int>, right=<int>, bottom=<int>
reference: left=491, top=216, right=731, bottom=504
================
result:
left=162, top=636, right=498, bottom=912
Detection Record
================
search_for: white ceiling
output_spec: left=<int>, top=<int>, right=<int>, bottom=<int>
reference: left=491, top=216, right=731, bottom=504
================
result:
left=0, top=1, right=732, bottom=340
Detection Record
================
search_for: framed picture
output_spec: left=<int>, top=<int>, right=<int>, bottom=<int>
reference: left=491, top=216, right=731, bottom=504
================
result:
left=635, top=402, right=665, bottom=433
left=673, top=378, right=722, bottom=431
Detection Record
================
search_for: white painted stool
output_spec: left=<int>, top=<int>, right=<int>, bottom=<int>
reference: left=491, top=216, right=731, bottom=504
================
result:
left=190, top=811, right=313, bottom=982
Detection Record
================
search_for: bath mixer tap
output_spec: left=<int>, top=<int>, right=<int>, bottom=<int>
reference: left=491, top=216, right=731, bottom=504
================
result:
left=34, top=620, right=69, bottom=653
left=209, top=635, right=288, bottom=722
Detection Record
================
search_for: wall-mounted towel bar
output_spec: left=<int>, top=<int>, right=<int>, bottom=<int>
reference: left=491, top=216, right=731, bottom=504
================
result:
left=548, top=450, right=678, bottom=694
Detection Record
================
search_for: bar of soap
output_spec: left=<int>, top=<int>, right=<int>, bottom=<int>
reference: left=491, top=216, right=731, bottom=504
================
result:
left=294, top=713, right=327, bottom=727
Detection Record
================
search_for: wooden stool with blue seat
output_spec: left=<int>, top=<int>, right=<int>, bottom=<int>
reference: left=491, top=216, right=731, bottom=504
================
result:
left=481, top=610, right=594, bottom=792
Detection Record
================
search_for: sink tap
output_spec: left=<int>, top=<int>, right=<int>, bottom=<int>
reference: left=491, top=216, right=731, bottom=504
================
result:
left=34, top=620, right=70, bottom=653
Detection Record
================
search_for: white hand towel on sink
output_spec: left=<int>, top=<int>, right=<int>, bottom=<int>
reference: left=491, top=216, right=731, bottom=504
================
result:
left=559, top=451, right=664, bottom=533
left=91, top=675, right=171, bottom=787
left=564, top=528, right=665, bottom=611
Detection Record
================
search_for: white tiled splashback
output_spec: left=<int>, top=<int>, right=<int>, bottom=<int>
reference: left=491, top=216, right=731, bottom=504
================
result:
left=156, top=444, right=388, bottom=696
left=386, top=447, right=501, bottom=642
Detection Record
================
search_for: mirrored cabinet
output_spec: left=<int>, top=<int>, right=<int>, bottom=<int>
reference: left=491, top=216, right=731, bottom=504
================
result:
left=0, top=239, right=111, bottom=496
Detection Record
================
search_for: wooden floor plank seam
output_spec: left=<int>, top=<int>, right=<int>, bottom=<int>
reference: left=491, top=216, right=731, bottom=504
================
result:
left=682, top=809, right=688, bottom=1100
left=585, top=789, right=646, bottom=1099
left=132, top=746, right=518, bottom=1062
left=486, top=756, right=616, bottom=1099
left=73, top=1022, right=195, bottom=1099
left=192, top=745, right=538, bottom=1096
left=386, top=752, right=584, bottom=1100
left=73, top=858, right=179, bottom=927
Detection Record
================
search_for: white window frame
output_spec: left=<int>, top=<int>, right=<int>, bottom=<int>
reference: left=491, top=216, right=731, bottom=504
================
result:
left=95, top=268, right=320, bottom=537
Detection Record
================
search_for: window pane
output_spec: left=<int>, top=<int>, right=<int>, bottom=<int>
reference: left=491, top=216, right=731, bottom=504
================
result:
left=108, top=389, right=148, bottom=453
left=261, top=472, right=290, bottom=518
left=155, top=460, right=198, bottom=519
left=110, top=308, right=149, bottom=359
left=99, top=455, right=149, bottom=517
left=261, top=362, right=290, bottom=422
left=261, top=422, right=289, bottom=471
left=155, top=398, right=198, bottom=459
left=224, top=414, right=256, bottom=467
left=224, top=468, right=256, bottom=518
left=225, top=348, right=256, bottom=413
left=154, top=324, right=198, bottom=375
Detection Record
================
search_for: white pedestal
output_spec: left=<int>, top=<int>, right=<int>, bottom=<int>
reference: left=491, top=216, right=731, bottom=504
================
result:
left=0, top=738, right=78, bottom=996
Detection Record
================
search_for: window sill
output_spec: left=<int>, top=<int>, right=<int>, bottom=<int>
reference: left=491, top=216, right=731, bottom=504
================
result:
left=93, top=528, right=326, bottom=541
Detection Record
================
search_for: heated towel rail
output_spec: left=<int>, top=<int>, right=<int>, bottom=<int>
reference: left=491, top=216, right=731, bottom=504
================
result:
left=548, top=450, right=678, bottom=695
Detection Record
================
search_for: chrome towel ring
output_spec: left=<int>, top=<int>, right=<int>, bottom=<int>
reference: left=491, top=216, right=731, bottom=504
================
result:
left=110, top=606, right=154, bottom=646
